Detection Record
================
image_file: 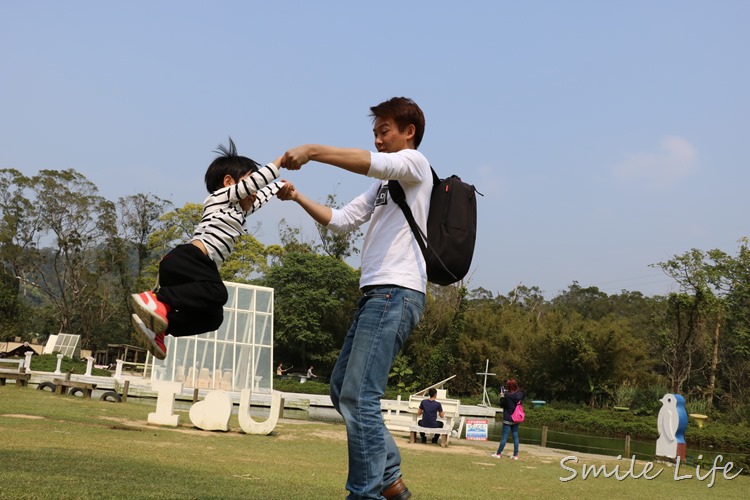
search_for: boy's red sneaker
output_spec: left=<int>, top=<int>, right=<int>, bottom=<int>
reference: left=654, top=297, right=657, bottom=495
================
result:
left=131, top=291, right=168, bottom=334
left=131, top=314, right=167, bottom=360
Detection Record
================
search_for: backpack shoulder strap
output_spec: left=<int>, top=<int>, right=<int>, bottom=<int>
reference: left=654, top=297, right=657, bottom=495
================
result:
left=389, top=166, right=438, bottom=259
left=388, top=177, right=429, bottom=259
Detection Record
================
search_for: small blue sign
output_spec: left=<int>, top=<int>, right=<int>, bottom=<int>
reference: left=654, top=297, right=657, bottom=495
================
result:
left=466, top=418, right=488, bottom=441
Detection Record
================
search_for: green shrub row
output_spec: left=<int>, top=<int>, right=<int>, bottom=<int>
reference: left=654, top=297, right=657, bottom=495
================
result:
left=525, top=405, right=750, bottom=452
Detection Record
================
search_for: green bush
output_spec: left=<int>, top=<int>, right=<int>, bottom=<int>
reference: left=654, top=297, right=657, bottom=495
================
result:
left=523, top=404, right=750, bottom=471
left=273, top=378, right=330, bottom=395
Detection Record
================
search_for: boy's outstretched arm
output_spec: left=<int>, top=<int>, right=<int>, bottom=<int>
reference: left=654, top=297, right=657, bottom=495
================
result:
left=281, top=145, right=370, bottom=175
left=277, top=181, right=332, bottom=226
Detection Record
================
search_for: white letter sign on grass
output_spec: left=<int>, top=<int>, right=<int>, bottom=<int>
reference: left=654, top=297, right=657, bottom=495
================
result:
left=239, top=389, right=283, bottom=435
left=148, top=381, right=183, bottom=427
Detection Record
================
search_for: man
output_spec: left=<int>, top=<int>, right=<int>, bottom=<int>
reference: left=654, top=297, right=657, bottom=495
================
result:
left=278, top=97, right=430, bottom=500
left=417, top=388, right=445, bottom=444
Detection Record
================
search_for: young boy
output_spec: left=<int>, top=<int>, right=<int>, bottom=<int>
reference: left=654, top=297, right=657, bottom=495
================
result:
left=131, top=138, right=284, bottom=360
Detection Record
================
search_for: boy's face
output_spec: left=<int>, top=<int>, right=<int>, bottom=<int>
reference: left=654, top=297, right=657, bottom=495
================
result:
left=373, top=117, right=415, bottom=153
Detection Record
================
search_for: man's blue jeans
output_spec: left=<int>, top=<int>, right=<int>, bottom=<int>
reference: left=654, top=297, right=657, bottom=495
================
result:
left=330, top=285, right=425, bottom=500
left=496, top=422, right=520, bottom=456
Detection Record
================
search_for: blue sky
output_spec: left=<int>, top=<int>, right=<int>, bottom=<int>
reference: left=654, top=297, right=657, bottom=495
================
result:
left=2, top=1, right=747, bottom=298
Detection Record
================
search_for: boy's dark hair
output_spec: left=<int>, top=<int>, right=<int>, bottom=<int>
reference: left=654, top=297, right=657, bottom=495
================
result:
left=204, top=137, right=261, bottom=193
left=428, top=388, right=437, bottom=398
left=370, top=97, right=426, bottom=149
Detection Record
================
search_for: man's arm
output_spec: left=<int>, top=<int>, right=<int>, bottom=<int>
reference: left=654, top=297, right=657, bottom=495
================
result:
left=277, top=182, right=332, bottom=226
left=281, top=145, right=371, bottom=175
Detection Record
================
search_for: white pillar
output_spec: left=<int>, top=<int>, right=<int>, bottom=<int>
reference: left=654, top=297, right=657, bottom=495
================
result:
left=53, top=354, right=64, bottom=375
left=24, top=351, right=33, bottom=373
left=85, top=357, right=95, bottom=376
left=115, top=359, right=124, bottom=378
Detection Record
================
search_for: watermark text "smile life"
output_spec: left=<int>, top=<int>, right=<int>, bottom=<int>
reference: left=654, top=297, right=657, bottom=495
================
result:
left=559, top=454, right=743, bottom=488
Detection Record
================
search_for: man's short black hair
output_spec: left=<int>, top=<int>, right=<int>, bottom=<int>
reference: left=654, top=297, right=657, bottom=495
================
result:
left=370, top=97, right=426, bottom=149
left=204, top=137, right=261, bottom=193
left=428, top=388, right=437, bottom=398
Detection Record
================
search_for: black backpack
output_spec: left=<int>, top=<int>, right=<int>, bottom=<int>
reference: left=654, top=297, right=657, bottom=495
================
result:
left=389, top=167, right=480, bottom=286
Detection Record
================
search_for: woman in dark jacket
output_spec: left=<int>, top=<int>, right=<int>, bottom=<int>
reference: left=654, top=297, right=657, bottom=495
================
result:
left=492, top=378, right=524, bottom=459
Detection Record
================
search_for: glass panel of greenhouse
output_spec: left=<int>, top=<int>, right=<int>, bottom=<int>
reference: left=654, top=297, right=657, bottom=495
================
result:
left=150, top=282, right=274, bottom=393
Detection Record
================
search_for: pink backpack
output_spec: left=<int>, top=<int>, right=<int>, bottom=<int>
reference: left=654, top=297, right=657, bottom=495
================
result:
left=510, top=402, right=525, bottom=423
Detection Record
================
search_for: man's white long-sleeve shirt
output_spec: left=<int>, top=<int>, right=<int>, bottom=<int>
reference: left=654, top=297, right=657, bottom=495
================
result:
left=327, top=149, right=432, bottom=293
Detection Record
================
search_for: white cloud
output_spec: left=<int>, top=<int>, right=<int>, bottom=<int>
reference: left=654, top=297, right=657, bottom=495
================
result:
left=612, top=136, right=698, bottom=188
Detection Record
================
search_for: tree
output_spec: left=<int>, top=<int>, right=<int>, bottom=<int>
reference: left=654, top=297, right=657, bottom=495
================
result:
left=457, top=289, right=529, bottom=396
left=315, top=193, right=363, bottom=260
left=653, top=249, right=724, bottom=405
left=9, top=169, right=123, bottom=348
left=0, top=169, right=37, bottom=338
left=261, top=251, right=360, bottom=372
left=551, top=282, right=610, bottom=321
left=657, top=292, right=708, bottom=394
left=115, top=193, right=173, bottom=291
left=709, top=238, right=750, bottom=414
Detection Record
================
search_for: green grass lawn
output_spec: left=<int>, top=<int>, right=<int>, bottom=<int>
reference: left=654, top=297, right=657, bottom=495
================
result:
left=1, top=386, right=748, bottom=499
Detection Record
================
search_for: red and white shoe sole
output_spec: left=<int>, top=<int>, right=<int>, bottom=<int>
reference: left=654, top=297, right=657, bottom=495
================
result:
left=131, top=293, right=168, bottom=334
left=131, top=314, right=167, bottom=360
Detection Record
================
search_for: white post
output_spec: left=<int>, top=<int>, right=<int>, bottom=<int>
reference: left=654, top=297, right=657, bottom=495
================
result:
left=115, top=359, right=124, bottom=378
left=53, top=354, right=64, bottom=375
left=24, top=351, right=33, bottom=373
left=85, top=356, right=95, bottom=376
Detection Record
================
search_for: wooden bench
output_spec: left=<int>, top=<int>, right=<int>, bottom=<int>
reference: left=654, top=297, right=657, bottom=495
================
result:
left=409, top=425, right=451, bottom=447
left=0, top=370, right=31, bottom=387
left=53, top=377, right=97, bottom=398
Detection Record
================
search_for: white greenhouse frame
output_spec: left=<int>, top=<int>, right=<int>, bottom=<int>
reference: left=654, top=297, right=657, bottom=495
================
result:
left=149, top=282, right=274, bottom=393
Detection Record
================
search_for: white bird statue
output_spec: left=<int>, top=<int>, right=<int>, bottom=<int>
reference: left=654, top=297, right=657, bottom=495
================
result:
left=655, top=393, right=687, bottom=459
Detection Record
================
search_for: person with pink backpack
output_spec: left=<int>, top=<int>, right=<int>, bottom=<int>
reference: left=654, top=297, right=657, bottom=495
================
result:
left=491, top=378, right=525, bottom=459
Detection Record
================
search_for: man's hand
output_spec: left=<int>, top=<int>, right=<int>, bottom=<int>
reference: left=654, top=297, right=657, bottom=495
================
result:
left=281, top=145, right=312, bottom=170
left=277, top=181, right=298, bottom=201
